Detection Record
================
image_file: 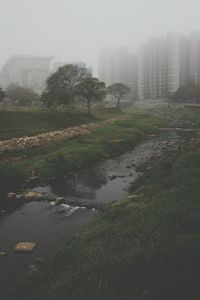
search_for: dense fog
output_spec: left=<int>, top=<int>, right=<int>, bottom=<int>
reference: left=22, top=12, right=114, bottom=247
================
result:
left=0, top=0, right=200, bottom=72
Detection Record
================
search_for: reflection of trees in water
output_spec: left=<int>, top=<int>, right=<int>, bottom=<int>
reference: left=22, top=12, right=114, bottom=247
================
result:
left=79, top=168, right=107, bottom=189
left=0, top=194, right=23, bottom=224
left=51, top=167, right=108, bottom=199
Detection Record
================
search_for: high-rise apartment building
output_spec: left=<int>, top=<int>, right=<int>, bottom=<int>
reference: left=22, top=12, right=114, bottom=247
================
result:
left=98, top=47, right=138, bottom=100
left=0, top=55, right=53, bottom=94
left=138, top=32, right=200, bottom=100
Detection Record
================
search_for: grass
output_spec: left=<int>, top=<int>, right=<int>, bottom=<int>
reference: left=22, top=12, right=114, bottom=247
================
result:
left=178, top=108, right=200, bottom=127
left=0, top=110, right=92, bottom=140
left=0, top=106, right=124, bottom=140
left=10, top=146, right=200, bottom=300
left=0, top=111, right=159, bottom=192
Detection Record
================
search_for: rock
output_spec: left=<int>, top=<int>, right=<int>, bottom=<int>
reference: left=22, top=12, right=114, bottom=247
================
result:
left=16, top=194, right=24, bottom=200
left=28, top=265, right=37, bottom=272
left=36, top=257, right=44, bottom=264
left=25, top=176, right=41, bottom=187
left=1, top=210, right=6, bottom=214
left=0, top=251, right=7, bottom=257
left=161, top=141, right=168, bottom=145
left=109, top=175, right=117, bottom=180
left=23, top=191, right=45, bottom=201
left=14, top=242, right=37, bottom=253
left=7, top=192, right=16, bottom=199
left=55, top=197, right=65, bottom=205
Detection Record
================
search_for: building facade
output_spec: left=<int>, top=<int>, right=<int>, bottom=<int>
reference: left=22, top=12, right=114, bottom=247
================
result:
left=0, top=56, right=53, bottom=94
left=138, top=32, right=200, bottom=100
left=98, top=47, right=138, bottom=100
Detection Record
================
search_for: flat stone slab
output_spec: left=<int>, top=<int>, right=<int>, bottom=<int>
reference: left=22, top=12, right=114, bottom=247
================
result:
left=14, top=242, right=37, bottom=253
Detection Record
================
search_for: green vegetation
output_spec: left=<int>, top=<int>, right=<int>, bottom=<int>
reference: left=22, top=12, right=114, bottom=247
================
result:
left=11, top=146, right=200, bottom=300
left=0, top=111, right=159, bottom=191
left=173, top=79, right=200, bottom=103
left=178, top=107, right=200, bottom=127
left=0, top=110, right=93, bottom=140
left=107, top=82, right=131, bottom=108
left=5, top=84, right=39, bottom=106
left=76, top=77, right=106, bottom=115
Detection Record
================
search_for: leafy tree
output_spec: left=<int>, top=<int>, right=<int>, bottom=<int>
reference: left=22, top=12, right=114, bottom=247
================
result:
left=41, top=64, right=90, bottom=109
left=107, top=83, right=131, bottom=108
left=0, top=87, right=6, bottom=103
left=173, top=77, right=200, bottom=103
left=6, top=84, right=38, bottom=106
left=77, top=77, right=106, bottom=115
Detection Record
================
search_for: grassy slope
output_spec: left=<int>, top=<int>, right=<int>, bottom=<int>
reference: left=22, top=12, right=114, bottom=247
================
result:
left=11, top=148, right=200, bottom=300
left=0, top=111, right=159, bottom=192
left=0, top=109, right=94, bottom=140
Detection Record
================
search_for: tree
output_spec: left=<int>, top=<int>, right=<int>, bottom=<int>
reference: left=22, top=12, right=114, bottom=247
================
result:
left=77, top=77, right=106, bottom=115
left=41, top=64, right=90, bottom=110
left=6, top=84, right=38, bottom=106
left=173, top=79, right=200, bottom=103
left=0, top=87, right=6, bottom=103
left=107, top=83, right=131, bottom=108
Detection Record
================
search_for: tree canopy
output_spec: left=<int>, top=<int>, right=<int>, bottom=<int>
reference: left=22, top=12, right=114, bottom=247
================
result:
left=173, top=80, right=200, bottom=103
left=6, top=84, right=38, bottom=106
left=41, top=64, right=90, bottom=109
left=107, top=83, right=130, bottom=108
left=76, top=77, right=106, bottom=114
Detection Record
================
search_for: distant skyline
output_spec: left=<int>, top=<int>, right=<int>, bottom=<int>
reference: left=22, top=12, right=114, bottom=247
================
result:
left=1, top=0, right=200, bottom=74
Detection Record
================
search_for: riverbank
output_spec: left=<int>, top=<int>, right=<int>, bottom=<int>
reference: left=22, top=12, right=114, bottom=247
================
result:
left=0, top=109, right=94, bottom=141
left=8, top=107, right=200, bottom=300
left=10, top=118, right=200, bottom=300
left=0, top=110, right=159, bottom=193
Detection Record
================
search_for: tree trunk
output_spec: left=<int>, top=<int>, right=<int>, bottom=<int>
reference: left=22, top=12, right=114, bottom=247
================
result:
left=116, top=97, right=120, bottom=109
left=87, top=100, right=92, bottom=115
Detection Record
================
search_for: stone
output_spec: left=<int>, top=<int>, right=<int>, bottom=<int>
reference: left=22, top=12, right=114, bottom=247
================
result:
left=25, top=176, right=41, bottom=187
left=0, top=251, right=7, bottom=257
left=16, top=194, right=24, bottom=200
left=7, top=192, right=16, bottom=199
left=55, top=197, right=65, bottom=205
left=23, top=191, right=45, bottom=201
left=126, top=165, right=132, bottom=169
left=161, top=141, right=168, bottom=145
left=28, top=265, right=37, bottom=272
left=14, top=242, right=37, bottom=253
left=36, top=257, right=44, bottom=264
left=109, top=175, right=117, bottom=180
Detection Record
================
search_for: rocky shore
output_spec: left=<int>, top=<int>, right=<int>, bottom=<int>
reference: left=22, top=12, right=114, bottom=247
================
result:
left=0, top=117, right=125, bottom=155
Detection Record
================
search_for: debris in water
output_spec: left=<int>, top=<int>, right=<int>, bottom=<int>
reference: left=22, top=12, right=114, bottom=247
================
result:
left=14, top=242, right=37, bottom=253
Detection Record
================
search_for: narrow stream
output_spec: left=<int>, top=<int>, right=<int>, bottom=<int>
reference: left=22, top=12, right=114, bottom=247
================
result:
left=0, top=127, right=197, bottom=296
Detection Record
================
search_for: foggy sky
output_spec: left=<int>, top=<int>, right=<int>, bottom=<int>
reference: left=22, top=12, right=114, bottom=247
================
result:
left=1, top=0, right=200, bottom=73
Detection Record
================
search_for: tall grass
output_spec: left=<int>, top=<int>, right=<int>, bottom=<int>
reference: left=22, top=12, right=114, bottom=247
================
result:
left=11, top=148, right=200, bottom=300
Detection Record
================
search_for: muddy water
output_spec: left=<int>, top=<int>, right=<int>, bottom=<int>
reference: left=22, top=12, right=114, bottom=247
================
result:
left=0, top=128, right=198, bottom=296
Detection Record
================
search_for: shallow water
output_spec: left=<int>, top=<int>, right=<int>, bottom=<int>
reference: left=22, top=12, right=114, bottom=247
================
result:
left=0, top=127, right=197, bottom=296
